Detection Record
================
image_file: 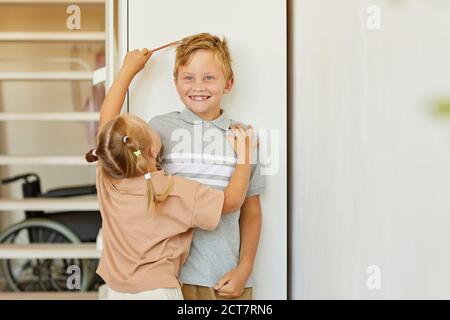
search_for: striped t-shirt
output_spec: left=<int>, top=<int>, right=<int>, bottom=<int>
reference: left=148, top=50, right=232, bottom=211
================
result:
left=149, top=108, right=265, bottom=288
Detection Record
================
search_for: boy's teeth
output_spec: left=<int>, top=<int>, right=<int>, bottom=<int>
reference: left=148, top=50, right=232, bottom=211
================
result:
left=191, top=96, right=209, bottom=101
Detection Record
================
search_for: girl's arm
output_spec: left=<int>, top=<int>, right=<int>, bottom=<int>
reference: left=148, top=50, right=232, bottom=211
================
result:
left=98, top=48, right=152, bottom=131
left=222, top=125, right=255, bottom=214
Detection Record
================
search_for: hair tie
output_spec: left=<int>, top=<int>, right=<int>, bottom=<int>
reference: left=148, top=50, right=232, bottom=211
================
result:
left=133, top=150, right=142, bottom=157
left=92, top=149, right=97, bottom=157
left=123, top=136, right=129, bottom=143
left=144, top=172, right=151, bottom=180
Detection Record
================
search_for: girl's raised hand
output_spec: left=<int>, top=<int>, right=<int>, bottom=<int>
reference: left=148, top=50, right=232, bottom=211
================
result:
left=122, top=48, right=153, bottom=76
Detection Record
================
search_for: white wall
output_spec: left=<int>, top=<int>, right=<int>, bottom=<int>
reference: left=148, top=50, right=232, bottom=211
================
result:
left=292, top=0, right=450, bottom=299
left=120, top=0, right=287, bottom=299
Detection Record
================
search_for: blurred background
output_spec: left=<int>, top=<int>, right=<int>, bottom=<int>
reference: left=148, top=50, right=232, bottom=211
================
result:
left=0, top=1, right=107, bottom=230
left=0, top=0, right=117, bottom=298
left=291, top=0, right=450, bottom=299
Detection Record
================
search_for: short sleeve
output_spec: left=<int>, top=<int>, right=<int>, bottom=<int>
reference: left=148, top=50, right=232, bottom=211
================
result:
left=148, top=116, right=163, bottom=135
left=246, top=149, right=266, bottom=197
left=192, top=184, right=224, bottom=231
left=148, top=112, right=177, bottom=139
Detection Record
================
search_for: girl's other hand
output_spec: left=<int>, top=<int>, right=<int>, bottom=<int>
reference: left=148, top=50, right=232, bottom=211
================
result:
left=122, top=48, right=153, bottom=76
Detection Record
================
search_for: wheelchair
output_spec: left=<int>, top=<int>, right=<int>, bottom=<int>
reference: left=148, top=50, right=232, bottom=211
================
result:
left=0, top=173, right=102, bottom=292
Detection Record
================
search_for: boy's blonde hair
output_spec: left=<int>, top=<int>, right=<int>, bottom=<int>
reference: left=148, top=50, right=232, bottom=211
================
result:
left=86, top=115, right=173, bottom=210
left=173, top=33, right=234, bottom=82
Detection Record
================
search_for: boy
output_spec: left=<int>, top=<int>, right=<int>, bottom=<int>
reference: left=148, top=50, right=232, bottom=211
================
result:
left=149, top=33, right=265, bottom=300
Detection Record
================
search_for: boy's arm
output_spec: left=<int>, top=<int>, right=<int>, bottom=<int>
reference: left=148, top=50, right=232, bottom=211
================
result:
left=215, top=195, right=262, bottom=298
left=238, top=195, right=262, bottom=275
left=98, top=49, right=152, bottom=131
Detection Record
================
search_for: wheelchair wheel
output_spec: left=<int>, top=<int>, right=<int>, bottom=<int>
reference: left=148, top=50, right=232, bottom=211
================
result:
left=0, top=219, right=92, bottom=292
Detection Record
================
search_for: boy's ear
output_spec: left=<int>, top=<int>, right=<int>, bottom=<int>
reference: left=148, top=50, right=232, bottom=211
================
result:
left=223, top=77, right=234, bottom=94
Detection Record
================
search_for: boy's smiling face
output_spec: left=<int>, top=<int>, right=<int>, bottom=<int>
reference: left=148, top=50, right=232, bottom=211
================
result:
left=175, top=49, right=233, bottom=121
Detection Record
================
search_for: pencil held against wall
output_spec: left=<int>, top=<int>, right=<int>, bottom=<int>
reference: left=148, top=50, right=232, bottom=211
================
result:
left=142, top=40, right=181, bottom=55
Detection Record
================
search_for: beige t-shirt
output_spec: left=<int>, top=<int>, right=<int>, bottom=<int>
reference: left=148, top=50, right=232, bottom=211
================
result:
left=95, top=167, right=224, bottom=293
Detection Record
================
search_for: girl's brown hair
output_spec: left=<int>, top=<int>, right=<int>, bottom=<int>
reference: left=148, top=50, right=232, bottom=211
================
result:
left=86, top=115, right=173, bottom=210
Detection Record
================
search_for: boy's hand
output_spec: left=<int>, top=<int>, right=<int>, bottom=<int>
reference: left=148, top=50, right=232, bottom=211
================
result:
left=214, top=266, right=251, bottom=298
left=122, top=48, right=153, bottom=76
left=226, top=124, right=255, bottom=165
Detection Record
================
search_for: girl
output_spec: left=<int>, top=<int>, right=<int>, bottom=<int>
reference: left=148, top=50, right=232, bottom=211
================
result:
left=85, top=48, right=254, bottom=300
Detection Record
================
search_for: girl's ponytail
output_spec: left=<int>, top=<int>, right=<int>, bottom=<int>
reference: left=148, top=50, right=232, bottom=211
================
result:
left=146, top=175, right=173, bottom=210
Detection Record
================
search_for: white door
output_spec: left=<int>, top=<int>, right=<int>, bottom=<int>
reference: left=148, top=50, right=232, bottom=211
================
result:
left=118, top=0, right=287, bottom=299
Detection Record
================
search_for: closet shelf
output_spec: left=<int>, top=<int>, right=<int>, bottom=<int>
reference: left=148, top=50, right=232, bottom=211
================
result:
left=0, top=71, right=93, bottom=80
left=0, top=32, right=105, bottom=42
left=0, top=156, right=94, bottom=166
left=0, top=112, right=99, bottom=121
left=0, top=291, right=99, bottom=300
left=0, top=0, right=104, bottom=3
left=0, top=243, right=101, bottom=259
left=0, top=198, right=98, bottom=211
